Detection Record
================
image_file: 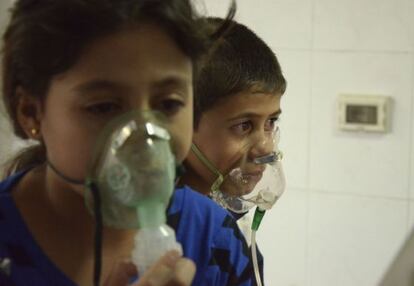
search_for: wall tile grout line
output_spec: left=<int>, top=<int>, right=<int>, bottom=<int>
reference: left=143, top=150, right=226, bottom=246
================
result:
left=305, top=0, right=317, bottom=284
left=407, top=52, right=414, bottom=232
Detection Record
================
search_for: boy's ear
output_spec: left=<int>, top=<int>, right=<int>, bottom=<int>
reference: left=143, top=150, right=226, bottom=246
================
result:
left=16, top=87, right=43, bottom=140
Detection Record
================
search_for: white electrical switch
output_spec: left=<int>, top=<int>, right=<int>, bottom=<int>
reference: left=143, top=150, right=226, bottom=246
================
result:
left=338, top=94, right=390, bottom=132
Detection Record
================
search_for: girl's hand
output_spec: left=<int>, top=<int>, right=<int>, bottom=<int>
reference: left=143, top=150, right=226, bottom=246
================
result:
left=104, top=250, right=196, bottom=286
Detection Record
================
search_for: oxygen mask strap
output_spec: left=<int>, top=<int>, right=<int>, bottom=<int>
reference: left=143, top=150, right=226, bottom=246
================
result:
left=47, top=159, right=84, bottom=185
left=191, top=143, right=224, bottom=193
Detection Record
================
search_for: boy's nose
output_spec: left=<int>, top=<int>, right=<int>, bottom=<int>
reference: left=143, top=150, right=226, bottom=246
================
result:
left=248, top=132, right=275, bottom=160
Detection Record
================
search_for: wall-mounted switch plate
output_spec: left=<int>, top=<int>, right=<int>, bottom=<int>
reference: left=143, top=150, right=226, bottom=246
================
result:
left=338, top=94, right=391, bottom=132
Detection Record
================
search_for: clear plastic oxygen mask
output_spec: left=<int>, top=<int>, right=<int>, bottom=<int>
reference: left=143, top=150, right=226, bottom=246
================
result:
left=84, top=110, right=182, bottom=276
left=192, top=125, right=285, bottom=213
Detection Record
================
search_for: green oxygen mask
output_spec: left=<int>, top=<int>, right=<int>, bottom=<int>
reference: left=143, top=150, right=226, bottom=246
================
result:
left=84, top=110, right=182, bottom=275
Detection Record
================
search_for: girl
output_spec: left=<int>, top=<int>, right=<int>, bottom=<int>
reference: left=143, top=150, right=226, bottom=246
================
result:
left=0, top=1, right=256, bottom=285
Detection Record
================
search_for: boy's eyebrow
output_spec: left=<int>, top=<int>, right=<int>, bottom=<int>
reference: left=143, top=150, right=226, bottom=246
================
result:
left=270, top=110, right=282, bottom=117
left=227, top=110, right=282, bottom=121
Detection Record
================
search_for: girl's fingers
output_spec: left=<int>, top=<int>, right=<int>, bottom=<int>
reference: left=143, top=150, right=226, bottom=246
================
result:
left=170, top=257, right=196, bottom=285
left=133, top=250, right=196, bottom=286
left=104, top=260, right=138, bottom=286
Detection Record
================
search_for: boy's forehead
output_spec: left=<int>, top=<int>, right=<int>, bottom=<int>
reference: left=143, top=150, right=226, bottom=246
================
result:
left=210, top=91, right=281, bottom=119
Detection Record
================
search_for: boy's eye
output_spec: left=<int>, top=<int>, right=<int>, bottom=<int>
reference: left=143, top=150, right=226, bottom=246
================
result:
left=85, top=102, right=121, bottom=115
left=265, top=117, right=279, bottom=132
left=231, top=121, right=253, bottom=135
left=157, top=98, right=185, bottom=116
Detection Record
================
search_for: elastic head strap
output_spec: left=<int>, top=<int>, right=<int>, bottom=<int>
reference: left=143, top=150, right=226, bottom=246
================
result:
left=191, top=143, right=224, bottom=193
left=47, top=160, right=85, bottom=185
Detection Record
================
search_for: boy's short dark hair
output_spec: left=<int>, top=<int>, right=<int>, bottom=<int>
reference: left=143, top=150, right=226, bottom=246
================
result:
left=194, top=18, right=286, bottom=128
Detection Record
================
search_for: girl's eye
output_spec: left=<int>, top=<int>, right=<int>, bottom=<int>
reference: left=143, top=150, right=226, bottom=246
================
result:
left=157, top=99, right=185, bottom=116
left=265, top=117, right=279, bottom=132
left=85, top=102, right=121, bottom=115
left=231, top=121, right=253, bottom=135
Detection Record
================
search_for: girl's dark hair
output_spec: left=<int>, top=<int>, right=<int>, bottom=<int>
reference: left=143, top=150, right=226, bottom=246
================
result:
left=1, top=0, right=235, bottom=177
left=194, top=18, right=287, bottom=128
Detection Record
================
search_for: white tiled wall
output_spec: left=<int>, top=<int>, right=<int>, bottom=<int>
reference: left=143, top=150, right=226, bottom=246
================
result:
left=236, top=0, right=313, bottom=50
left=410, top=54, right=414, bottom=201
left=308, top=194, right=408, bottom=286
left=1, top=1, right=413, bottom=286
left=0, top=1, right=13, bottom=171
left=257, top=189, right=308, bottom=286
left=313, top=0, right=414, bottom=52
left=0, top=1, right=10, bottom=28
left=202, top=0, right=314, bottom=51
left=309, top=52, right=412, bottom=198
left=277, top=50, right=312, bottom=190
left=409, top=201, right=414, bottom=230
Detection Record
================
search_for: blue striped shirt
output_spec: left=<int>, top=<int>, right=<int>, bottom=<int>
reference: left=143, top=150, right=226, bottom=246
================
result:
left=0, top=171, right=263, bottom=285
